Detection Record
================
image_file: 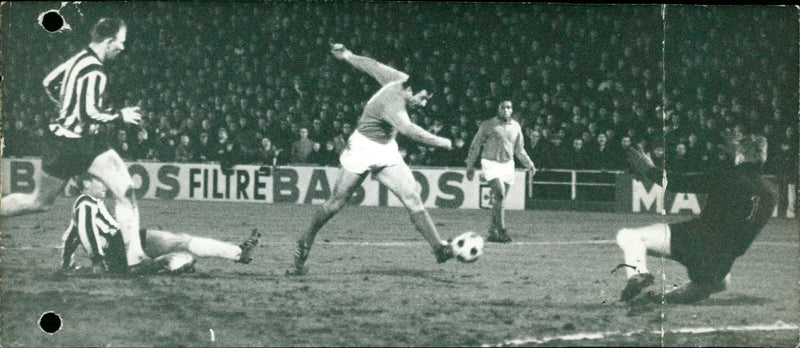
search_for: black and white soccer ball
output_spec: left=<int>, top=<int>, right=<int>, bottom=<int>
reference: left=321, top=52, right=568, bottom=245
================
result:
left=451, top=231, right=484, bottom=263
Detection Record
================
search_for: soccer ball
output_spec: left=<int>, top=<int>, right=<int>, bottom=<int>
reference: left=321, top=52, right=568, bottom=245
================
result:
left=451, top=231, right=484, bottom=263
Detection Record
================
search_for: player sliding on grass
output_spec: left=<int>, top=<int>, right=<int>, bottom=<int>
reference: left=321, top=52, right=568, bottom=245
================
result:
left=292, top=44, right=455, bottom=275
left=61, top=174, right=260, bottom=275
left=465, top=99, right=536, bottom=243
left=1, top=18, right=151, bottom=273
left=617, top=134, right=776, bottom=304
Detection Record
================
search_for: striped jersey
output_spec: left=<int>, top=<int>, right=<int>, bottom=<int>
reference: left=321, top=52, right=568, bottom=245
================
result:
left=346, top=54, right=409, bottom=144
left=43, top=48, right=120, bottom=138
left=61, top=194, right=126, bottom=271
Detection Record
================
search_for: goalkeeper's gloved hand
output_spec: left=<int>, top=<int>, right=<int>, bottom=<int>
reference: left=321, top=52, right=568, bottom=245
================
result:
left=626, top=144, right=655, bottom=175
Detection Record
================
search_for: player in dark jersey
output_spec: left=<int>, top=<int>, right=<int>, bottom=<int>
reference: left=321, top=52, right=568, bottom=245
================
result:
left=61, top=174, right=260, bottom=275
left=617, top=135, right=777, bottom=304
left=1, top=18, right=151, bottom=271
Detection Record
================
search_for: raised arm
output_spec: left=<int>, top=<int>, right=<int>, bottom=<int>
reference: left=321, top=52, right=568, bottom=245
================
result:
left=390, top=109, right=451, bottom=149
left=331, top=44, right=408, bottom=86
left=627, top=146, right=713, bottom=194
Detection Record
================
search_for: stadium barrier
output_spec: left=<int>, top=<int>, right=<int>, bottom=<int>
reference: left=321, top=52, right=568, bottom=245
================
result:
left=0, top=158, right=526, bottom=210
left=2, top=157, right=795, bottom=217
left=525, top=168, right=796, bottom=218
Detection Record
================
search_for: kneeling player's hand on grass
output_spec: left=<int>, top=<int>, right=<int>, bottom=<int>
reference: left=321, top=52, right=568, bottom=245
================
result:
left=120, top=106, right=142, bottom=126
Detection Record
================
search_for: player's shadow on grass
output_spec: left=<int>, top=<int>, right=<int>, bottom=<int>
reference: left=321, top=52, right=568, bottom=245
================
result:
left=360, top=268, right=459, bottom=284
left=698, top=294, right=771, bottom=306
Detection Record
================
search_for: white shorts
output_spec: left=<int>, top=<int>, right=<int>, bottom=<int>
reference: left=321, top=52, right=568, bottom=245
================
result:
left=340, top=130, right=404, bottom=174
left=481, top=159, right=515, bottom=185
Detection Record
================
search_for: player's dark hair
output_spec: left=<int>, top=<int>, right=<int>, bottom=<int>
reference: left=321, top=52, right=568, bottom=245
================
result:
left=75, top=173, right=95, bottom=192
left=91, top=18, right=126, bottom=43
left=403, top=75, right=434, bottom=95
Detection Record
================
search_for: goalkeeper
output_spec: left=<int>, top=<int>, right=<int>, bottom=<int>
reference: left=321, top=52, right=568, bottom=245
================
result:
left=617, top=135, right=777, bottom=304
left=60, top=174, right=260, bottom=275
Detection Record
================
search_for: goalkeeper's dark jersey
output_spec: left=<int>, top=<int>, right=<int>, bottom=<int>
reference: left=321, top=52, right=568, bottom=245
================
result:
left=644, top=162, right=777, bottom=257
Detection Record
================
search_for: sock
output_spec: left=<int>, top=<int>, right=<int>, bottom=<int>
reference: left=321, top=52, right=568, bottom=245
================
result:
left=115, top=199, right=148, bottom=265
left=617, top=229, right=649, bottom=278
left=409, top=210, right=444, bottom=249
left=302, top=205, right=338, bottom=249
left=187, top=237, right=241, bottom=260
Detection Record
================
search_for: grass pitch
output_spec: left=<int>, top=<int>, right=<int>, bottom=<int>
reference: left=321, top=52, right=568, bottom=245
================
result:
left=1, top=199, right=798, bottom=346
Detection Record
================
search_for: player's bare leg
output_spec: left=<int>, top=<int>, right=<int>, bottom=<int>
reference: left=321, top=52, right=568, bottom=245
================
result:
left=145, top=229, right=260, bottom=265
left=294, top=169, right=368, bottom=274
left=0, top=172, right=66, bottom=216
left=375, top=162, right=453, bottom=263
left=88, top=150, right=149, bottom=269
left=487, top=179, right=512, bottom=243
left=616, top=223, right=670, bottom=301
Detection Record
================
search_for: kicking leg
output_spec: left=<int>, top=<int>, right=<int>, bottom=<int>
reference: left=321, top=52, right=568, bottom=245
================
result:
left=375, top=163, right=452, bottom=263
left=294, top=169, right=367, bottom=274
left=0, top=172, right=66, bottom=216
left=616, top=223, right=671, bottom=301
left=88, top=150, right=148, bottom=267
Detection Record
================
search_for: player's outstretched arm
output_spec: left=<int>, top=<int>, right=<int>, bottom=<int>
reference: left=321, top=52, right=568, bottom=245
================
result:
left=331, top=43, right=408, bottom=86
left=626, top=145, right=711, bottom=193
left=392, top=110, right=451, bottom=149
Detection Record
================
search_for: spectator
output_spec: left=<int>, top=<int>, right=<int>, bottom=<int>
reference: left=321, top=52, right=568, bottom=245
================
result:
left=307, top=142, right=325, bottom=166
left=195, top=132, right=215, bottom=162
left=669, top=143, right=691, bottom=172
left=112, top=129, right=133, bottom=160
left=332, top=122, right=353, bottom=155
left=130, top=128, right=154, bottom=160
left=175, top=134, right=194, bottom=162
left=319, top=141, right=339, bottom=167
left=255, top=137, right=279, bottom=165
left=291, top=127, right=314, bottom=164
left=447, top=137, right=469, bottom=167
left=565, top=138, right=588, bottom=169
left=588, top=133, right=614, bottom=170
left=308, top=119, right=327, bottom=143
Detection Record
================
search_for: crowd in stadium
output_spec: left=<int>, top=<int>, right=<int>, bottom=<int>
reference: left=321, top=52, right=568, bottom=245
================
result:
left=2, top=3, right=797, bottom=178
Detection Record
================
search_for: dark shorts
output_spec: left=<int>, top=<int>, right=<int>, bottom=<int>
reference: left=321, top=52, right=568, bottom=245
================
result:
left=41, top=133, right=110, bottom=180
left=669, top=222, right=736, bottom=285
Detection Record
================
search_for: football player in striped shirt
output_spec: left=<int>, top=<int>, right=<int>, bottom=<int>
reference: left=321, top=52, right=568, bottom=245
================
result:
left=292, top=44, right=455, bottom=275
left=61, top=175, right=260, bottom=275
left=1, top=18, right=152, bottom=272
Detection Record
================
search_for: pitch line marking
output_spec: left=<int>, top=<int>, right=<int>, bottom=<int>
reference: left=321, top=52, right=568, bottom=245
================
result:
left=482, top=320, right=799, bottom=347
left=2, top=240, right=796, bottom=250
